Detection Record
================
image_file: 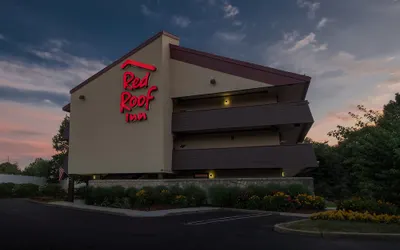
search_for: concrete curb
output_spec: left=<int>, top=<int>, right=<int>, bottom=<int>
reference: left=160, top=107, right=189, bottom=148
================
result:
left=220, top=208, right=311, bottom=218
left=274, top=219, right=400, bottom=240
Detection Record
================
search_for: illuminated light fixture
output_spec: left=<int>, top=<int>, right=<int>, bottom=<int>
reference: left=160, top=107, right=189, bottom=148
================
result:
left=281, top=171, right=285, bottom=177
left=93, top=175, right=96, bottom=180
left=208, top=170, right=216, bottom=179
left=224, top=98, right=230, bottom=106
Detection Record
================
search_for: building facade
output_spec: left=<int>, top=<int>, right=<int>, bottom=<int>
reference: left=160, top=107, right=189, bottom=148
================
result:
left=62, top=31, right=317, bottom=180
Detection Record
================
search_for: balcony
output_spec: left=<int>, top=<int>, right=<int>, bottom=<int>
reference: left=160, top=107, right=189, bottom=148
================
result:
left=172, top=101, right=313, bottom=133
left=172, top=144, right=317, bottom=174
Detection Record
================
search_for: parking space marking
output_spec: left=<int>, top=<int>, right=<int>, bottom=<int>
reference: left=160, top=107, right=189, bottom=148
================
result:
left=184, top=213, right=272, bottom=226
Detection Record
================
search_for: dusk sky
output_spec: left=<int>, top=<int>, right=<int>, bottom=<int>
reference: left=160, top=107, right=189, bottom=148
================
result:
left=1, top=0, right=399, bottom=168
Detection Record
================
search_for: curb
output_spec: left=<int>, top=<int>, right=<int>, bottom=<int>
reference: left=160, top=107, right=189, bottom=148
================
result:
left=220, top=208, right=311, bottom=218
left=26, top=199, right=131, bottom=218
left=274, top=219, right=400, bottom=240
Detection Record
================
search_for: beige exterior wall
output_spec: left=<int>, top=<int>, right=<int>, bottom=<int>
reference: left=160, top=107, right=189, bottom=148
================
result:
left=170, top=60, right=272, bottom=98
left=174, top=92, right=277, bottom=112
left=174, top=130, right=279, bottom=150
left=69, top=34, right=179, bottom=175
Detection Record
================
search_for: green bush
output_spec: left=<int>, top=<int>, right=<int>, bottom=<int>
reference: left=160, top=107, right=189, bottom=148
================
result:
left=183, top=185, right=207, bottom=206
left=0, top=183, right=15, bottom=198
left=247, top=184, right=282, bottom=197
left=40, top=184, right=66, bottom=199
left=169, top=185, right=184, bottom=196
left=246, top=195, right=262, bottom=210
left=85, top=186, right=126, bottom=205
left=208, top=185, right=234, bottom=207
left=285, top=184, right=311, bottom=197
left=13, top=184, right=39, bottom=198
left=172, top=195, right=188, bottom=207
left=233, top=188, right=250, bottom=209
left=135, top=188, right=152, bottom=208
left=263, top=192, right=297, bottom=212
left=125, top=187, right=137, bottom=206
left=296, top=194, right=326, bottom=210
left=337, top=198, right=399, bottom=215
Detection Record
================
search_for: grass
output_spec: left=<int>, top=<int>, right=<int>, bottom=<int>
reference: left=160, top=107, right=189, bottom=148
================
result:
left=286, top=220, right=400, bottom=233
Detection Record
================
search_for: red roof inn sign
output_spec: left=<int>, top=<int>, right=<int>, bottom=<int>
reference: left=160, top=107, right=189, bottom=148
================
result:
left=119, top=59, right=158, bottom=123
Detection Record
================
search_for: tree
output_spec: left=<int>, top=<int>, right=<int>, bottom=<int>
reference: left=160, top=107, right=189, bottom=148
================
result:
left=22, top=158, right=51, bottom=177
left=48, top=115, right=69, bottom=183
left=0, top=162, right=21, bottom=175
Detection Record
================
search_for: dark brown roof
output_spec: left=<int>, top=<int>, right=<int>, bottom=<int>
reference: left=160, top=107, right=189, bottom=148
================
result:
left=170, top=44, right=311, bottom=85
left=69, top=31, right=179, bottom=94
left=62, top=103, right=70, bottom=112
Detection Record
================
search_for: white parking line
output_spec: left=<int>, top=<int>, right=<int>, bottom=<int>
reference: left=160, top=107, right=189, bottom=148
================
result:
left=185, top=213, right=272, bottom=226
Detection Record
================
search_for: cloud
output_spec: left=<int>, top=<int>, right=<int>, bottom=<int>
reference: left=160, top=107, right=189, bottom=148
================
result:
left=141, top=4, right=155, bottom=16
left=316, top=17, right=329, bottom=30
left=287, top=32, right=316, bottom=52
left=0, top=41, right=107, bottom=95
left=214, top=31, right=246, bottom=42
left=171, top=15, right=191, bottom=28
left=232, top=20, right=242, bottom=26
left=223, top=2, right=239, bottom=18
left=0, top=34, right=5, bottom=40
left=264, top=28, right=400, bottom=144
left=297, top=0, right=320, bottom=19
left=0, top=85, right=68, bottom=107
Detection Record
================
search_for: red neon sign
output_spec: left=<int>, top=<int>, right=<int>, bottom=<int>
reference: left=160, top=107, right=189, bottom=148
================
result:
left=119, top=59, right=158, bottom=123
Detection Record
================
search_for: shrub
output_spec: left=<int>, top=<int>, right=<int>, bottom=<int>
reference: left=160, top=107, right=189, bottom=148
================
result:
left=159, top=189, right=173, bottom=204
left=208, top=185, right=238, bottom=207
left=337, top=198, right=399, bottom=215
left=246, top=195, right=262, bottom=210
left=85, top=186, right=126, bottom=205
left=234, top=188, right=250, bottom=209
left=135, top=189, right=152, bottom=208
left=311, top=210, right=400, bottom=224
left=247, top=184, right=285, bottom=197
left=125, top=187, right=137, bottom=206
left=182, top=185, right=207, bottom=206
left=0, top=183, right=15, bottom=198
left=263, top=192, right=298, bottom=212
left=13, top=184, right=39, bottom=198
left=40, top=184, right=67, bottom=199
left=296, top=194, right=326, bottom=210
left=109, top=197, right=131, bottom=209
left=172, top=195, right=188, bottom=207
left=285, top=184, right=311, bottom=197
left=169, top=185, right=184, bottom=196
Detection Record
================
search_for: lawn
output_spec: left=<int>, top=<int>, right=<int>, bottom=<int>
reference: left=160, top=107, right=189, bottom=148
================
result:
left=286, top=220, right=400, bottom=233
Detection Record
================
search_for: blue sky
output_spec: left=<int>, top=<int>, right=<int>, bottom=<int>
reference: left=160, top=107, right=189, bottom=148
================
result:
left=1, top=0, right=400, bottom=167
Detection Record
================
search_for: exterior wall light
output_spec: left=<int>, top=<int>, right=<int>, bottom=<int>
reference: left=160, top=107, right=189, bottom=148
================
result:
left=208, top=170, right=215, bottom=179
left=79, top=95, right=86, bottom=100
left=93, top=175, right=96, bottom=180
left=210, top=78, right=216, bottom=85
left=281, top=171, right=285, bottom=177
left=224, top=98, right=230, bottom=106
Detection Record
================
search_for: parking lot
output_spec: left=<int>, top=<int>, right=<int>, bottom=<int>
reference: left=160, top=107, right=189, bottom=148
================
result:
left=0, top=199, right=399, bottom=250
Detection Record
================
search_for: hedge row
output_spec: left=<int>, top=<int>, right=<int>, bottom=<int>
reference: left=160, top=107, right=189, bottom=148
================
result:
left=84, top=183, right=326, bottom=211
left=337, top=197, right=399, bottom=215
left=0, top=183, right=66, bottom=199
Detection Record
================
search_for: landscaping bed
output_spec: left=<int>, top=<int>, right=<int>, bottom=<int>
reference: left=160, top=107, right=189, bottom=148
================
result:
left=285, top=220, right=400, bottom=233
left=83, top=184, right=327, bottom=213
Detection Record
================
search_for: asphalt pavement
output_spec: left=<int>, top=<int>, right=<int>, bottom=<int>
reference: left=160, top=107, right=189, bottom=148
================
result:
left=0, top=199, right=399, bottom=250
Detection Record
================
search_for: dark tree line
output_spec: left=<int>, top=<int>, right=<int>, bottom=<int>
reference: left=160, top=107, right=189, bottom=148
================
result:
left=300, top=93, right=400, bottom=204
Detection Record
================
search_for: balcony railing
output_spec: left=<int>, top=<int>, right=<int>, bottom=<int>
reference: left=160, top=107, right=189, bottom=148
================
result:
left=172, top=144, right=317, bottom=173
left=172, top=101, right=313, bottom=133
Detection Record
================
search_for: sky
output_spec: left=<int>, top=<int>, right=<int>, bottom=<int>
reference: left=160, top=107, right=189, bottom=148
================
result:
left=0, top=0, right=400, bottom=168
